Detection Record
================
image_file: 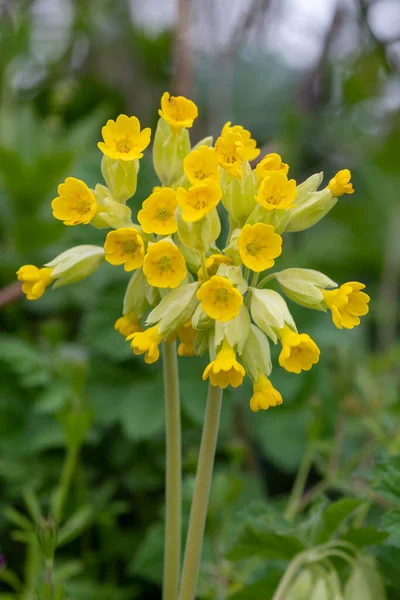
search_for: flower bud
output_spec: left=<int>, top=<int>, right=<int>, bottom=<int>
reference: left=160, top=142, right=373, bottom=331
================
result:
left=146, top=282, right=199, bottom=338
left=194, top=329, right=212, bottom=356
left=223, top=229, right=242, bottom=265
left=91, top=184, right=132, bottom=229
left=214, top=305, right=250, bottom=355
left=284, top=189, right=336, bottom=233
left=245, top=202, right=291, bottom=234
left=274, top=268, right=337, bottom=310
left=295, top=172, right=323, bottom=205
left=177, top=208, right=221, bottom=252
left=101, top=156, right=138, bottom=203
left=250, top=288, right=296, bottom=343
left=241, top=324, right=272, bottom=380
left=191, top=136, right=213, bottom=151
left=220, top=161, right=255, bottom=227
left=45, top=245, right=105, bottom=288
left=192, top=304, right=214, bottom=330
left=153, top=118, right=191, bottom=186
left=123, top=268, right=150, bottom=317
left=285, top=568, right=314, bottom=600
left=36, top=515, right=58, bottom=560
left=344, top=556, right=385, bottom=600
left=216, top=263, right=248, bottom=295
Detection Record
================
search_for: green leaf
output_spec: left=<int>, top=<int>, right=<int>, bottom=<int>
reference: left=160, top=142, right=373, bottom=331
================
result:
left=228, top=570, right=283, bottom=600
left=341, top=526, right=389, bottom=549
left=57, top=506, right=94, bottom=547
left=380, top=511, right=400, bottom=548
left=314, top=498, right=364, bottom=544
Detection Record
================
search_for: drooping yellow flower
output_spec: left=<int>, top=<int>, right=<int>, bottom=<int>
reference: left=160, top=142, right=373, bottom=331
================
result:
left=159, top=92, right=198, bottom=132
left=51, top=177, right=97, bottom=226
left=327, top=169, right=354, bottom=197
left=238, top=223, right=282, bottom=272
left=255, top=153, right=289, bottom=186
left=278, top=324, right=320, bottom=374
left=143, top=240, right=186, bottom=289
left=114, top=311, right=143, bottom=337
left=98, top=114, right=151, bottom=161
left=322, top=282, right=369, bottom=329
left=215, top=131, right=246, bottom=179
left=202, top=339, right=245, bottom=388
left=104, top=228, right=144, bottom=271
left=138, top=187, right=177, bottom=235
left=177, top=320, right=196, bottom=356
left=196, top=275, right=243, bottom=322
left=256, top=171, right=297, bottom=211
left=176, top=181, right=222, bottom=222
left=249, top=372, right=283, bottom=412
left=197, top=254, right=233, bottom=280
left=183, top=146, right=220, bottom=185
left=127, top=325, right=163, bottom=364
left=17, top=265, right=54, bottom=300
left=222, top=122, right=260, bottom=162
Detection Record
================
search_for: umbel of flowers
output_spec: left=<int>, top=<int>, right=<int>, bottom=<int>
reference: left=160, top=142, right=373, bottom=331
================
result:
left=17, top=93, right=369, bottom=410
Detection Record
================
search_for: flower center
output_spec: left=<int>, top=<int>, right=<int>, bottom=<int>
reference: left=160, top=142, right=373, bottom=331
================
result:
left=194, top=168, right=206, bottom=180
left=122, top=239, right=138, bottom=254
left=156, top=208, right=171, bottom=221
left=215, top=288, right=230, bottom=302
left=265, top=193, right=281, bottom=205
left=246, top=242, right=260, bottom=256
left=157, top=256, right=172, bottom=272
left=76, top=197, right=91, bottom=214
left=116, top=139, right=133, bottom=153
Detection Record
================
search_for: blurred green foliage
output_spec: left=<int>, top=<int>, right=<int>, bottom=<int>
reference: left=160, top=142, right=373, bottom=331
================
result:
left=0, top=0, right=400, bottom=598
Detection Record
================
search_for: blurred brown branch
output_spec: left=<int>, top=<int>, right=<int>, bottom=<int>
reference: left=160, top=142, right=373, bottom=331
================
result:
left=173, top=0, right=193, bottom=96
left=0, top=281, right=22, bottom=308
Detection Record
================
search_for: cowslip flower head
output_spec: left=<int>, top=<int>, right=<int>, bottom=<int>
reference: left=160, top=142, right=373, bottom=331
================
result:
left=238, top=223, right=282, bottom=272
left=183, top=145, right=220, bottom=185
left=177, top=320, right=196, bottom=356
left=114, top=311, right=143, bottom=337
left=138, top=187, right=177, bottom=235
left=127, top=325, right=163, bottom=364
left=255, top=153, right=289, bottom=186
left=202, top=339, right=245, bottom=388
left=256, top=171, right=297, bottom=211
left=328, top=169, right=354, bottom=197
left=143, top=240, right=186, bottom=289
left=159, top=92, right=198, bottom=132
left=52, top=177, right=97, bottom=226
left=222, top=122, right=260, bottom=162
left=104, top=228, right=144, bottom=271
left=176, top=181, right=222, bottom=222
left=278, top=324, right=320, bottom=374
left=17, top=265, right=53, bottom=300
left=98, top=115, right=151, bottom=161
left=215, top=131, right=246, bottom=179
left=322, top=282, right=369, bottom=329
left=249, top=372, right=283, bottom=412
left=196, top=275, right=243, bottom=322
left=197, top=254, right=233, bottom=280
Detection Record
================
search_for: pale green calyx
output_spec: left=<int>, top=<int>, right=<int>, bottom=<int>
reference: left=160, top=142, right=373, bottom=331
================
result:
left=101, top=156, right=138, bottom=203
left=46, top=245, right=104, bottom=288
left=295, top=172, right=324, bottom=205
left=123, top=268, right=149, bottom=317
left=274, top=268, right=337, bottom=311
left=92, top=184, right=132, bottom=229
left=192, top=304, right=214, bottom=330
left=217, top=263, right=248, bottom=295
left=284, top=188, right=336, bottom=233
left=146, top=282, right=199, bottom=337
left=153, top=118, right=191, bottom=186
left=250, top=288, right=296, bottom=343
left=214, top=305, right=250, bottom=355
left=221, top=160, right=256, bottom=227
left=176, top=208, right=221, bottom=252
left=241, top=324, right=272, bottom=380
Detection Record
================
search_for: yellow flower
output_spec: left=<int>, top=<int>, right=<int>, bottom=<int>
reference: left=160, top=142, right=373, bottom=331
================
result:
left=17, top=265, right=53, bottom=300
left=183, top=146, right=220, bottom=185
left=104, top=228, right=144, bottom=271
left=197, top=254, right=233, bottom=280
left=98, top=114, right=151, bottom=161
left=215, top=131, right=246, bottom=179
left=51, top=177, right=97, bottom=226
left=159, top=92, right=198, bottom=132
left=138, top=187, right=177, bottom=235
left=327, top=169, right=354, bottom=197
left=143, top=240, right=187, bottom=288
left=127, top=325, right=163, bottom=364
left=177, top=320, right=196, bottom=356
left=238, top=223, right=282, bottom=272
left=278, top=324, right=320, bottom=374
left=176, top=181, right=222, bottom=222
left=322, top=282, right=369, bottom=329
left=249, top=373, right=283, bottom=412
left=255, top=153, right=289, bottom=186
left=256, top=171, right=297, bottom=211
left=222, top=122, right=260, bottom=162
left=202, top=339, right=245, bottom=388
left=196, top=275, right=243, bottom=322
left=114, top=311, right=143, bottom=337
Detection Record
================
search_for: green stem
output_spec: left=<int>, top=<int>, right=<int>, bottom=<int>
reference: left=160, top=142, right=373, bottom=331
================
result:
left=200, top=252, right=209, bottom=281
left=257, top=273, right=276, bottom=289
left=179, top=385, right=223, bottom=600
left=54, top=445, right=78, bottom=523
left=285, top=446, right=315, bottom=521
left=271, top=553, right=305, bottom=600
left=162, top=341, right=182, bottom=600
left=249, top=272, right=259, bottom=288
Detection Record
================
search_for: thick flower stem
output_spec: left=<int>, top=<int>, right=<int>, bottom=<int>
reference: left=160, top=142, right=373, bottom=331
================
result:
left=179, top=384, right=223, bottom=600
left=162, top=341, right=182, bottom=600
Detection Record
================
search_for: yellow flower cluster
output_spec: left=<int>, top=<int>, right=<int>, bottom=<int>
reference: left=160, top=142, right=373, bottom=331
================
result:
left=17, top=92, right=370, bottom=413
